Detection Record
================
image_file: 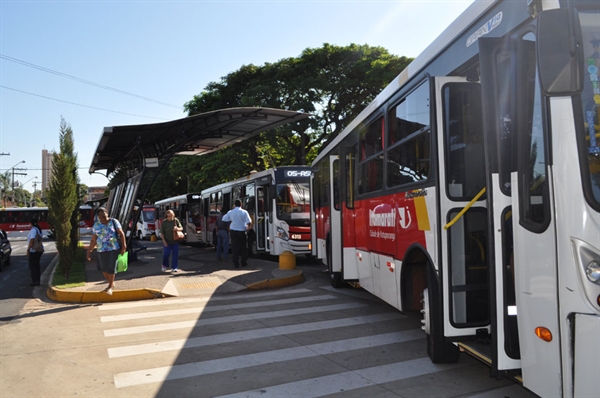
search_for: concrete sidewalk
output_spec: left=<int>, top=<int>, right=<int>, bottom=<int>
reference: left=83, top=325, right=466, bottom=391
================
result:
left=46, top=240, right=305, bottom=303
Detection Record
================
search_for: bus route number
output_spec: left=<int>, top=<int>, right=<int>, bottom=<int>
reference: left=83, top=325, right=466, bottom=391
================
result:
left=286, top=170, right=312, bottom=178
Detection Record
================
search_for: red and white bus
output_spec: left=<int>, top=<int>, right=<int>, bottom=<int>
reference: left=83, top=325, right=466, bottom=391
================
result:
left=201, top=166, right=312, bottom=256
left=0, top=205, right=95, bottom=232
left=311, top=1, right=599, bottom=397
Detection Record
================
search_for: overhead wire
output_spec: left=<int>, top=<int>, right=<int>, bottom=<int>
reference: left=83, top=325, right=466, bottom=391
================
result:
left=0, top=85, right=167, bottom=120
left=0, top=53, right=184, bottom=110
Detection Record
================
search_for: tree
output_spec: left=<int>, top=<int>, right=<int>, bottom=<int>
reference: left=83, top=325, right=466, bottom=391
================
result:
left=47, top=118, right=79, bottom=276
left=180, top=43, right=412, bottom=190
left=0, top=171, right=10, bottom=207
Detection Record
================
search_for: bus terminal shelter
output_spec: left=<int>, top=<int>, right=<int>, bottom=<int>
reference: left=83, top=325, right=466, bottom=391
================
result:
left=88, top=107, right=309, bottom=259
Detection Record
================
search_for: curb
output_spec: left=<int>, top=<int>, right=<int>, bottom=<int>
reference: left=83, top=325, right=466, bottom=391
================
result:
left=245, top=270, right=305, bottom=290
left=46, top=286, right=173, bottom=303
left=44, top=253, right=306, bottom=303
left=44, top=254, right=175, bottom=304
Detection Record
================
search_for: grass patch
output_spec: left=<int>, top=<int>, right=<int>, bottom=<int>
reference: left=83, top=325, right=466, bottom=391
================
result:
left=52, top=242, right=87, bottom=289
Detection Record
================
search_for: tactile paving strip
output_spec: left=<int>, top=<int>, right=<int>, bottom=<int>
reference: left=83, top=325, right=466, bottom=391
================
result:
left=179, top=281, right=220, bottom=289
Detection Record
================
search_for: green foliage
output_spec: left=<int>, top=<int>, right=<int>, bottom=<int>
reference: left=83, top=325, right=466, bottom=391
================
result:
left=125, top=43, right=412, bottom=202
left=180, top=43, right=412, bottom=187
left=47, top=117, right=79, bottom=275
left=52, top=243, right=86, bottom=288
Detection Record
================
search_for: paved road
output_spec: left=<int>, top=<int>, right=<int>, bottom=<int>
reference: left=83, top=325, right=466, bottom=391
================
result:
left=0, top=233, right=56, bottom=322
left=1, top=272, right=537, bottom=397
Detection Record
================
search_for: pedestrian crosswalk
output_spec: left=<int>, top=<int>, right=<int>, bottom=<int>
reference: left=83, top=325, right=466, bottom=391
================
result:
left=97, top=287, right=528, bottom=397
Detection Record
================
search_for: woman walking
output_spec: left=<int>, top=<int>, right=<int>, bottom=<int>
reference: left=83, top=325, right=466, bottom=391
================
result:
left=26, top=217, right=44, bottom=286
left=160, top=209, right=183, bottom=272
left=86, top=207, right=127, bottom=295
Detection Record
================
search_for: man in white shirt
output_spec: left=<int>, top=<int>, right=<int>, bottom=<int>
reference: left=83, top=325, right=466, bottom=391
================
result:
left=222, top=199, right=252, bottom=268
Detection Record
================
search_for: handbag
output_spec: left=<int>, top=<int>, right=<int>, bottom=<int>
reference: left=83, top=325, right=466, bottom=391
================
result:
left=172, top=218, right=184, bottom=241
left=116, top=252, right=128, bottom=273
left=32, top=229, right=44, bottom=252
left=173, top=229, right=185, bottom=241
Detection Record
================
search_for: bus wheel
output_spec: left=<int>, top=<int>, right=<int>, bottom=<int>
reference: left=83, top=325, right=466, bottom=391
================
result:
left=421, top=288, right=460, bottom=363
left=137, top=231, right=143, bottom=240
left=327, top=244, right=342, bottom=288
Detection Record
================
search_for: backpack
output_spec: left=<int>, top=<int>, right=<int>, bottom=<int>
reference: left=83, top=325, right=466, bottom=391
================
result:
left=32, top=229, right=44, bottom=252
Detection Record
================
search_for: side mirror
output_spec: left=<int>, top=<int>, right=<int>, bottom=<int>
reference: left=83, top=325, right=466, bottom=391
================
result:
left=537, top=8, right=584, bottom=95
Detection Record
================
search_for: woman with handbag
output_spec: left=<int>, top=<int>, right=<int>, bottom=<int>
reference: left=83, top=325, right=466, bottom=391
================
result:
left=86, top=207, right=127, bottom=295
left=160, top=209, right=183, bottom=272
left=26, top=217, right=44, bottom=286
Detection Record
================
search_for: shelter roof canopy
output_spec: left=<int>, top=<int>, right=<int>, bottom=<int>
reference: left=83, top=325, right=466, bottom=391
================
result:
left=89, top=107, right=310, bottom=176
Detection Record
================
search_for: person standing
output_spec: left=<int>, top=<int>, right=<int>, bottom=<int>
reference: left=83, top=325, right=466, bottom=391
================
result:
left=26, top=217, right=44, bottom=286
left=215, top=206, right=230, bottom=261
left=86, top=208, right=127, bottom=295
left=222, top=199, right=252, bottom=268
left=160, top=209, right=183, bottom=272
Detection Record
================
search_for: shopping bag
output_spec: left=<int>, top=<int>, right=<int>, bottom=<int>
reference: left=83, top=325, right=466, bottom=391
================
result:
left=116, top=252, right=128, bottom=273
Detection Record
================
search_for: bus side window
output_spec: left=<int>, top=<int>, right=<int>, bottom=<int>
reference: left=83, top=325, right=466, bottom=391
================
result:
left=387, top=81, right=431, bottom=188
left=358, top=117, right=384, bottom=194
left=346, top=147, right=355, bottom=209
left=443, top=82, right=485, bottom=200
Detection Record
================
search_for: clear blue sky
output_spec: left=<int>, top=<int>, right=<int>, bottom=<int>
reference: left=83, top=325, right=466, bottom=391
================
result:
left=0, top=0, right=474, bottom=193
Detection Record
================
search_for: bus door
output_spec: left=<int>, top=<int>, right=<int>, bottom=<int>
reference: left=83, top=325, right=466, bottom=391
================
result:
left=478, top=37, right=522, bottom=375
left=328, top=155, right=343, bottom=287
left=481, top=27, right=561, bottom=396
left=255, top=185, right=266, bottom=252
left=434, top=77, right=491, bottom=345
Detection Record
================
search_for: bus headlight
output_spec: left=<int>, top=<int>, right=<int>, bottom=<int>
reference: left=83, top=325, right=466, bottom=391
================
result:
left=585, top=260, right=600, bottom=283
left=276, top=227, right=289, bottom=241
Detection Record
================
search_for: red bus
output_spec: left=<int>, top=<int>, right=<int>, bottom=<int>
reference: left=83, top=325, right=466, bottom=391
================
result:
left=0, top=206, right=95, bottom=232
left=311, top=1, right=599, bottom=396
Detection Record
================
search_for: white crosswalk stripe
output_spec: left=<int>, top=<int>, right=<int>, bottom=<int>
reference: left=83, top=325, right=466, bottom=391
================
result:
left=98, top=288, right=314, bottom=311
left=97, top=286, right=527, bottom=397
left=214, top=357, right=459, bottom=398
left=104, top=302, right=372, bottom=337
left=113, top=331, right=424, bottom=388
left=100, top=294, right=336, bottom=322
left=108, top=312, right=404, bottom=358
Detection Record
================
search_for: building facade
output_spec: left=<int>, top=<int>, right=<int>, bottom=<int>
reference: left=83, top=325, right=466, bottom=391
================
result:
left=41, top=149, right=55, bottom=191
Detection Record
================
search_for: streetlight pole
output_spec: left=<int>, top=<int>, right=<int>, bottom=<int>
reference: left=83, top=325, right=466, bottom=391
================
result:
left=31, top=179, right=38, bottom=207
left=10, top=160, right=26, bottom=206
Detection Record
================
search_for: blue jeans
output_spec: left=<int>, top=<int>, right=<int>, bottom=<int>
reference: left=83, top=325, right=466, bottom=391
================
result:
left=162, top=243, right=179, bottom=270
left=216, top=230, right=229, bottom=260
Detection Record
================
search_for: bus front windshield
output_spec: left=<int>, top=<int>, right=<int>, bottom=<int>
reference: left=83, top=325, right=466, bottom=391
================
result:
left=143, top=209, right=156, bottom=222
left=579, top=6, right=600, bottom=208
left=276, top=182, right=310, bottom=221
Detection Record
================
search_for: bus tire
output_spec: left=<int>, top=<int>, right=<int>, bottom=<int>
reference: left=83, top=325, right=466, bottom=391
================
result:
left=137, top=230, right=143, bottom=240
left=422, top=287, right=460, bottom=363
left=327, top=241, right=342, bottom=288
